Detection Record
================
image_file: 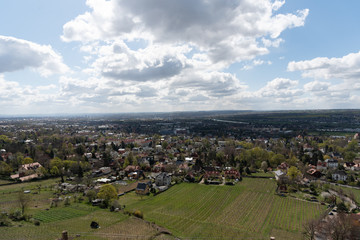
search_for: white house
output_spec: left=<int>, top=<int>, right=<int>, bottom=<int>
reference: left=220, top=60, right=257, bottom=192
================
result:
left=332, top=170, right=347, bottom=181
left=155, top=172, right=171, bottom=186
left=274, top=170, right=286, bottom=181
left=325, top=159, right=338, bottom=169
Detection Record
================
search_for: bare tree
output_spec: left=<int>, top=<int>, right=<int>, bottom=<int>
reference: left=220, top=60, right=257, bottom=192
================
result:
left=303, top=218, right=320, bottom=240
left=318, top=213, right=360, bottom=240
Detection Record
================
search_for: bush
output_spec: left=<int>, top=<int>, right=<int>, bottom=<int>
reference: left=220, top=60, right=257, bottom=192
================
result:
left=0, top=213, right=11, bottom=226
left=133, top=210, right=143, bottom=219
left=86, top=190, right=97, bottom=203
left=111, top=200, right=122, bottom=210
left=337, top=202, right=349, bottom=213
left=9, top=209, right=24, bottom=221
left=64, top=197, right=71, bottom=206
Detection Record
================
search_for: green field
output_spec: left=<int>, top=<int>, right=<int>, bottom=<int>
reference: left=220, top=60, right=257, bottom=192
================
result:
left=0, top=178, right=326, bottom=240
left=125, top=178, right=326, bottom=239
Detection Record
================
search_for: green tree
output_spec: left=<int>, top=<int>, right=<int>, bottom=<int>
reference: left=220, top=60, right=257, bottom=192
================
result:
left=86, top=189, right=97, bottom=203
left=97, top=184, right=117, bottom=207
left=18, top=191, right=31, bottom=215
left=261, top=161, right=268, bottom=172
left=50, top=157, right=65, bottom=182
left=270, top=153, right=286, bottom=167
left=22, top=157, right=33, bottom=165
left=0, top=161, right=13, bottom=176
left=287, top=166, right=301, bottom=181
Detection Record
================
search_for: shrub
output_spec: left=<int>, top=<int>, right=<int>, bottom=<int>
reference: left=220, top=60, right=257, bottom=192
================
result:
left=86, top=190, right=97, bottom=203
left=111, top=200, right=122, bottom=210
left=64, top=197, right=71, bottom=206
left=133, top=210, right=143, bottom=219
left=9, top=209, right=24, bottom=221
left=0, top=213, right=11, bottom=226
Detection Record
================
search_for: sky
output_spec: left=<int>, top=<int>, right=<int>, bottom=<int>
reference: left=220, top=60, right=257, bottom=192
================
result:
left=1, top=0, right=360, bottom=115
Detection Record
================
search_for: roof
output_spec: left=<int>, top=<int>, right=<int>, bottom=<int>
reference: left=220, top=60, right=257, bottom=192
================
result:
left=274, top=170, right=285, bottom=177
left=136, top=183, right=148, bottom=191
left=333, top=170, right=347, bottom=176
left=21, top=162, right=42, bottom=170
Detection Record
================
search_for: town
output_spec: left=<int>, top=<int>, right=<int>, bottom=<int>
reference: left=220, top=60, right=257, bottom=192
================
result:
left=0, top=110, right=360, bottom=240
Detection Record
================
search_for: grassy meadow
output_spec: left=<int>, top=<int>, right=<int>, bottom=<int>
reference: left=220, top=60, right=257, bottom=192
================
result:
left=0, top=178, right=326, bottom=240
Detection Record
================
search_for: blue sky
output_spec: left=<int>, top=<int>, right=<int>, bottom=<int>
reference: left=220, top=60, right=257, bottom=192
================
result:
left=1, top=0, right=360, bottom=115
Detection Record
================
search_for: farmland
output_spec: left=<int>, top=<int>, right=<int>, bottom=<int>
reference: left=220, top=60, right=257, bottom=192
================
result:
left=125, top=178, right=326, bottom=239
left=0, top=178, right=326, bottom=240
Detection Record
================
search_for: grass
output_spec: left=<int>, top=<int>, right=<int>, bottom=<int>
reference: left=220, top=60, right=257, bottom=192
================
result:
left=0, top=178, right=326, bottom=240
left=124, top=178, right=326, bottom=240
left=250, top=171, right=275, bottom=177
left=329, top=185, right=360, bottom=204
left=34, top=204, right=96, bottom=222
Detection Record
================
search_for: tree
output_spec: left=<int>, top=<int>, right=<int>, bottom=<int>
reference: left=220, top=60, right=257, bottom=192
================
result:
left=22, top=157, right=34, bottom=165
left=318, top=213, right=360, bottom=240
left=303, top=218, right=320, bottom=240
left=97, top=184, right=117, bottom=207
left=261, top=161, right=268, bottom=172
left=18, top=191, right=31, bottom=215
left=50, top=157, right=65, bottom=182
left=0, top=161, right=13, bottom=176
left=86, top=190, right=97, bottom=203
left=270, top=153, right=285, bottom=167
left=336, top=202, right=348, bottom=213
left=287, top=166, right=301, bottom=181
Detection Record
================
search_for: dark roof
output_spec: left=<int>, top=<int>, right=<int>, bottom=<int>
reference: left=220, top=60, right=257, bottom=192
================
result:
left=136, top=183, right=147, bottom=191
left=333, top=170, right=347, bottom=176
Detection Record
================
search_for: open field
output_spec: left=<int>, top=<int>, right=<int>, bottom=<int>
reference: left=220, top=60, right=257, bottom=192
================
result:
left=0, top=178, right=326, bottom=240
left=125, top=178, right=326, bottom=240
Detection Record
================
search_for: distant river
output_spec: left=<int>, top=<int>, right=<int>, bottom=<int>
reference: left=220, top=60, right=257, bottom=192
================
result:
left=212, top=119, right=248, bottom=124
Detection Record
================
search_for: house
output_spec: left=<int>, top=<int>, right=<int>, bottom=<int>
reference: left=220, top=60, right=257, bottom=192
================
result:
left=278, top=162, right=289, bottom=172
left=325, top=159, right=338, bottom=169
left=316, top=161, right=327, bottom=171
left=306, top=168, right=322, bottom=179
left=204, top=171, right=222, bottom=184
left=224, top=170, right=240, bottom=180
left=155, top=172, right=171, bottom=186
left=19, top=162, right=42, bottom=177
left=135, top=181, right=151, bottom=195
left=274, top=170, right=286, bottom=181
left=332, top=170, right=347, bottom=182
left=99, top=167, right=111, bottom=175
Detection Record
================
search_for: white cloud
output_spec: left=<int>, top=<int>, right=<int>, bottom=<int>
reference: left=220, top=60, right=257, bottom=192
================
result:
left=257, top=78, right=303, bottom=98
left=0, top=35, right=69, bottom=77
left=304, top=81, right=330, bottom=92
left=54, top=0, right=311, bottom=112
left=62, top=0, right=308, bottom=65
left=288, top=51, right=360, bottom=81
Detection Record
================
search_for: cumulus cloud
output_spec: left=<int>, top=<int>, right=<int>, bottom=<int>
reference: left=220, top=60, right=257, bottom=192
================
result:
left=304, top=81, right=330, bottom=92
left=0, top=35, right=69, bottom=77
left=62, top=0, right=308, bottom=65
left=90, top=41, right=190, bottom=81
left=288, top=51, right=360, bottom=81
left=258, top=78, right=303, bottom=98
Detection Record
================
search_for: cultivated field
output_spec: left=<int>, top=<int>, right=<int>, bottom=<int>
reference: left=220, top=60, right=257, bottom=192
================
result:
left=126, top=178, right=326, bottom=240
left=0, top=178, right=326, bottom=240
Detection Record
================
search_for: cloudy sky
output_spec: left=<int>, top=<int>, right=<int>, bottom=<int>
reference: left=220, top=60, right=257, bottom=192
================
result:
left=1, top=0, right=360, bottom=115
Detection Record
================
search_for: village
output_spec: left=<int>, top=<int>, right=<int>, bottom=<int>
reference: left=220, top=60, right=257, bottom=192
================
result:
left=0, top=114, right=360, bottom=239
